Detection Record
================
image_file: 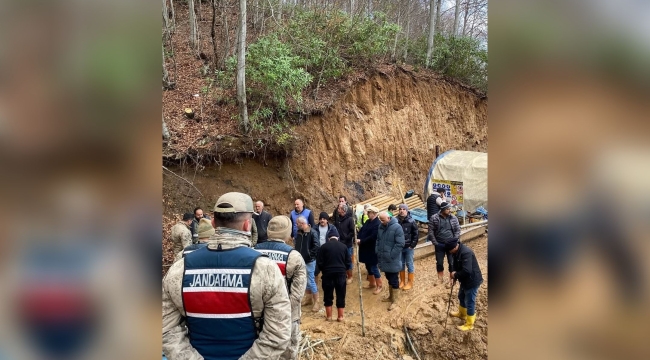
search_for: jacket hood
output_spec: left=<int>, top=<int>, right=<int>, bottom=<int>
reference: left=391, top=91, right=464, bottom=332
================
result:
left=206, top=227, right=252, bottom=249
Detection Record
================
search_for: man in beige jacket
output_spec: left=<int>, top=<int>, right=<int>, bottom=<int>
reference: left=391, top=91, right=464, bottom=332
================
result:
left=255, top=215, right=306, bottom=360
left=163, top=192, right=292, bottom=360
left=170, top=213, right=193, bottom=256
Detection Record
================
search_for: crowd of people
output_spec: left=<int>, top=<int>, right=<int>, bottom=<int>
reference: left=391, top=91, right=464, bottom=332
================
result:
left=163, top=191, right=483, bottom=360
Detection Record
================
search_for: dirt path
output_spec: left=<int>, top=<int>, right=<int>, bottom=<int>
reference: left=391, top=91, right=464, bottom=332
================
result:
left=297, top=235, right=488, bottom=360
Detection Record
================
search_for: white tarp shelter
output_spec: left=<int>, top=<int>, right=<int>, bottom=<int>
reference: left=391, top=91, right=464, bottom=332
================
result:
left=423, top=150, right=488, bottom=212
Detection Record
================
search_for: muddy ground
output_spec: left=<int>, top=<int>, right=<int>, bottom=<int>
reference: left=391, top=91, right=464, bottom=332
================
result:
left=297, top=234, right=488, bottom=360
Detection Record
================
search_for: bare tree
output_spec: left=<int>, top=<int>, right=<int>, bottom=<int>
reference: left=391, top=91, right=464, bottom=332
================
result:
left=189, top=0, right=199, bottom=52
left=162, top=0, right=171, bottom=30
left=425, top=0, right=436, bottom=68
left=453, top=0, right=460, bottom=36
left=221, top=0, right=231, bottom=69
left=435, top=0, right=441, bottom=32
left=236, top=0, right=249, bottom=131
left=402, top=0, right=411, bottom=62
left=163, top=113, right=171, bottom=140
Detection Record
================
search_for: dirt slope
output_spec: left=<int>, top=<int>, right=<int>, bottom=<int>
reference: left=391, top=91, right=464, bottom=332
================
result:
left=290, top=66, right=487, bottom=211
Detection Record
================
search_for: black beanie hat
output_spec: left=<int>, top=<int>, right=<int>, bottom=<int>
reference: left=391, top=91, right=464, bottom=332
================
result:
left=326, top=226, right=340, bottom=239
left=444, top=240, right=459, bottom=253
left=182, top=213, right=194, bottom=221
left=319, top=211, right=329, bottom=220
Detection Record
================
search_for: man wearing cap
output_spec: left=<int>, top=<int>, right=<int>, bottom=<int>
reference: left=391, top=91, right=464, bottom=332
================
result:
left=294, top=216, right=321, bottom=311
left=163, top=192, right=292, bottom=360
left=427, top=187, right=447, bottom=224
left=290, top=199, right=315, bottom=238
left=356, top=206, right=382, bottom=294
left=428, top=201, right=461, bottom=288
left=170, top=213, right=194, bottom=257
left=253, top=201, right=272, bottom=244
left=334, top=203, right=355, bottom=284
left=317, top=228, right=351, bottom=321
left=314, top=212, right=339, bottom=283
left=447, top=241, right=483, bottom=331
left=376, top=211, right=405, bottom=311
left=255, top=215, right=306, bottom=360
left=397, top=204, right=419, bottom=291
left=175, top=218, right=215, bottom=262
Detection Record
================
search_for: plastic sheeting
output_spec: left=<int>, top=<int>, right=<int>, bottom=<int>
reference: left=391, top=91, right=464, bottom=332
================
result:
left=424, top=150, right=488, bottom=212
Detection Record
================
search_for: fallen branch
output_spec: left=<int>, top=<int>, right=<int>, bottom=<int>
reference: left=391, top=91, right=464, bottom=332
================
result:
left=162, top=166, right=204, bottom=198
left=404, top=325, right=422, bottom=360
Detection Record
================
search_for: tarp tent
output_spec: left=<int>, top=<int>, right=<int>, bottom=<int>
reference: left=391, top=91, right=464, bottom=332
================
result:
left=424, top=150, right=487, bottom=212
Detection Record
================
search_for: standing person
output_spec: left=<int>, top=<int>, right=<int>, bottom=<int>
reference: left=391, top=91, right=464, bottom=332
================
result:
left=428, top=201, right=461, bottom=287
left=162, top=192, right=291, bottom=360
left=447, top=240, right=484, bottom=331
left=376, top=211, right=405, bottom=311
left=332, top=195, right=353, bottom=227
left=253, top=201, right=272, bottom=244
left=294, top=216, right=321, bottom=312
left=290, top=199, right=315, bottom=238
left=356, top=203, right=371, bottom=229
left=170, top=213, right=193, bottom=257
left=334, top=204, right=355, bottom=284
left=317, top=229, right=351, bottom=322
left=397, top=204, right=419, bottom=291
left=190, top=207, right=211, bottom=243
left=426, top=187, right=447, bottom=225
left=356, top=206, right=382, bottom=294
left=250, top=217, right=258, bottom=246
left=387, top=204, right=397, bottom=218
left=314, top=212, right=339, bottom=282
left=175, top=218, right=215, bottom=261
left=255, top=215, right=307, bottom=359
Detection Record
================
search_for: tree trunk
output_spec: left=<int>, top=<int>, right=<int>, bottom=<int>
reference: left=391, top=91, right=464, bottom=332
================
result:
left=221, top=0, right=230, bottom=69
left=453, top=0, right=461, bottom=37
left=189, top=0, right=198, bottom=52
left=435, top=0, right=441, bottom=33
left=391, top=7, right=400, bottom=62
left=425, top=0, right=436, bottom=68
left=236, top=0, right=249, bottom=131
left=349, top=0, right=354, bottom=14
left=162, top=0, right=170, bottom=31
left=163, top=114, right=171, bottom=140
left=211, top=0, right=219, bottom=68
left=169, top=0, right=176, bottom=32
left=462, top=0, right=470, bottom=36
left=403, top=0, right=411, bottom=62
left=162, top=43, right=171, bottom=88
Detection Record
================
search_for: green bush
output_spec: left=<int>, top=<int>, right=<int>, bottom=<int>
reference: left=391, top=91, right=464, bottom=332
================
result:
left=245, top=35, right=313, bottom=110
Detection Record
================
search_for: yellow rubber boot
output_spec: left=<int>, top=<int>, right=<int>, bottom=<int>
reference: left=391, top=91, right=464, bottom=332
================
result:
left=457, top=314, right=476, bottom=331
left=450, top=306, right=467, bottom=319
left=398, top=271, right=406, bottom=289
left=403, top=272, right=414, bottom=290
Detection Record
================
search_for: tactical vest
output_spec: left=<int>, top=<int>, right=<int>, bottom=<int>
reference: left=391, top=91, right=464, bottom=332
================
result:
left=290, top=208, right=312, bottom=237
left=254, top=241, right=294, bottom=293
left=182, top=246, right=262, bottom=360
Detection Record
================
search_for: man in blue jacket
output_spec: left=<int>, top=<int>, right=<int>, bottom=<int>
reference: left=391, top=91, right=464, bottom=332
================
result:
left=376, top=211, right=405, bottom=311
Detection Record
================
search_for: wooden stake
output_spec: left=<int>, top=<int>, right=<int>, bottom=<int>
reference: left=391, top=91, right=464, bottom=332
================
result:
left=353, top=211, right=366, bottom=337
left=398, top=182, right=406, bottom=204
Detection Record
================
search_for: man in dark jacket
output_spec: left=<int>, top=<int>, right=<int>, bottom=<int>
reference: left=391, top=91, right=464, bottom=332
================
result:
left=190, top=207, right=212, bottom=243
left=316, top=228, right=351, bottom=322
left=253, top=200, right=272, bottom=244
left=294, top=216, right=321, bottom=310
left=314, top=212, right=338, bottom=280
left=331, top=195, right=353, bottom=226
left=447, top=240, right=483, bottom=331
left=334, top=204, right=355, bottom=284
left=426, top=187, right=447, bottom=223
left=428, top=201, right=461, bottom=287
left=356, top=206, right=382, bottom=294
left=376, top=212, right=405, bottom=311
left=397, top=204, right=419, bottom=291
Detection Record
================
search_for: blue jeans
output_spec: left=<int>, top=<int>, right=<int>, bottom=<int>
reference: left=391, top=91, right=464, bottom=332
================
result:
left=365, top=263, right=381, bottom=278
left=306, top=261, right=318, bottom=293
left=347, top=247, right=353, bottom=270
left=458, top=285, right=480, bottom=316
left=401, top=248, right=414, bottom=273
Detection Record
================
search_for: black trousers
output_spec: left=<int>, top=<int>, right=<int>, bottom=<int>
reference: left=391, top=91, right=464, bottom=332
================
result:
left=384, top=271, right=399, bottom=289
left=322, top=272, right=347, bottom=308
left=435, top=244, right=454, bottom=273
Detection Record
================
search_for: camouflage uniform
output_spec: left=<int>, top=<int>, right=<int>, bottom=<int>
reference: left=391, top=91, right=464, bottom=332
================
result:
left=170, top=221, right=192, bottom=257
left=163, top=227, right=292, bottom=360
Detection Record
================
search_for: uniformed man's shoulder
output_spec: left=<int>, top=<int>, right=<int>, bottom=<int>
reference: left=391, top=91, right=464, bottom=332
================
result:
left=163, top=258, right=185, bottom=288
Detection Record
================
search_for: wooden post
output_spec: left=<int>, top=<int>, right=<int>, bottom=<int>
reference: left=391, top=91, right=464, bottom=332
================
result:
left=435, top=145, right=440, bottom=159
left=397, top=182, right=406, bottom=204
left=353, top=211, right=366, bottom=337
